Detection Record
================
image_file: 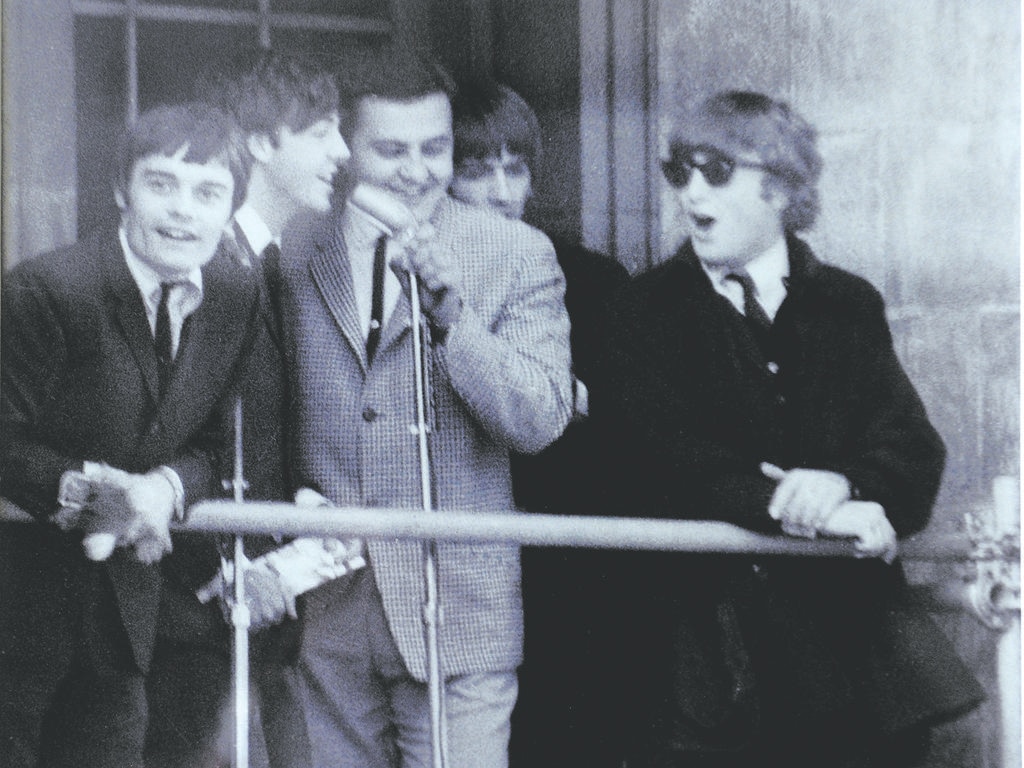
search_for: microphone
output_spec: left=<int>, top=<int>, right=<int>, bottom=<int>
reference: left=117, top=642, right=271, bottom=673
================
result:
left=349, top=184, right=418, bottom=242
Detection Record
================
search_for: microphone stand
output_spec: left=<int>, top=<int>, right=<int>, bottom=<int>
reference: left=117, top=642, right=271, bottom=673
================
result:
left=408, top=273, right=448, bottom=768
left=224, top=397, right=250, bottom=768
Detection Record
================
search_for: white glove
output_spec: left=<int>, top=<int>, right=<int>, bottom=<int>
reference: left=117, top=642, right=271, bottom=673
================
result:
left=55, top=463, right=175, bottom=564
left=195, top=487, right=367, bottom=629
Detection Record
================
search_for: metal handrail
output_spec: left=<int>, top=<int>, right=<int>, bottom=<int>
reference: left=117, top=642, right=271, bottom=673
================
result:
left=0, top=497, right=977, bottom=561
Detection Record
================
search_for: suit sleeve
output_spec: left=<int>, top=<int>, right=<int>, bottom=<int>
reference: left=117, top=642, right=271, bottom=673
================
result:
left=0, top=266, right=83, bottom=517
left=433, top=232, right=573, bottom=455
left=832, top=288, right=945, bottom=537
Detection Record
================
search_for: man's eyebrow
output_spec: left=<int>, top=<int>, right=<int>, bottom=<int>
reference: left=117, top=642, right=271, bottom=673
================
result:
left=195, top=179, right=231, bottom=190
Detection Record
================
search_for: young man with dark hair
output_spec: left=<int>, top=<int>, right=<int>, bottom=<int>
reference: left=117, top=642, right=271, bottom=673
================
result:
left=0, top=101, right=261, bottom=768
left=196, top=48, right=349, bottom=260
left=449, top=79, right=630, bottom=768
left=190, top=48, right=352, bottom=767
left=596, top=90, right=983, bottom=767
left=272, top=48, right=573, bottom=768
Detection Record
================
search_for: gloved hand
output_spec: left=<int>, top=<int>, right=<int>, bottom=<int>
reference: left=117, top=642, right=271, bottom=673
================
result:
left=242, top=558, right=298, bottom=630
left=55, top=463, right=175, bottom=564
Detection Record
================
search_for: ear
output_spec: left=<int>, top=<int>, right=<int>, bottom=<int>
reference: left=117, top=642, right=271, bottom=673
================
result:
left=763, top=179, right=789, bottom=214
left=247, top=133, right=275, bottom=163
left=114, top=188, right=127, bottom=213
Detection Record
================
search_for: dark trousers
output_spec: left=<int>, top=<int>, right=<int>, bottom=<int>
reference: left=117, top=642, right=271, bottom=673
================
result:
left=0, top=526, right=149, bottom=768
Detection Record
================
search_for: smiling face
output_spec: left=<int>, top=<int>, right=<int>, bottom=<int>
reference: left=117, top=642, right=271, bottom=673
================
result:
left=677, top=149, right=788, bottom=268
left=258, top=113, right=350, bottom=214
left=450, top=146, right=532, bottom=220
left=347, top=92, right=454, bottom=221
left=116, top=146, right=235, bottom=279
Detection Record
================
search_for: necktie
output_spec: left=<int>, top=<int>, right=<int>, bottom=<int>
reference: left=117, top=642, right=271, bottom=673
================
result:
left=259, top=241, right=281, bottom=268
left=724, top=270, right=772, bottom=335
left=366, top=235, right=387, bottom=364
left=155, top=282, right=176, bottom=394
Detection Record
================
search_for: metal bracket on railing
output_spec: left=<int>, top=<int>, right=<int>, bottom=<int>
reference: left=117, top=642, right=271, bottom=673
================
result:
left=961, top=478, right=1020, bottom=631
left=908, top=477, right=1020, bottom=631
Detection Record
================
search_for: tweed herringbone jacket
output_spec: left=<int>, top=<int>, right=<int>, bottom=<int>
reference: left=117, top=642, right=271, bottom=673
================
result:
left=280, top=196, right=573, bottom=679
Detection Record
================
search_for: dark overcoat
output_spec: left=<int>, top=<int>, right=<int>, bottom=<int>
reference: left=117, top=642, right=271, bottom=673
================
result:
left=593, top=236, right=983, bottom=756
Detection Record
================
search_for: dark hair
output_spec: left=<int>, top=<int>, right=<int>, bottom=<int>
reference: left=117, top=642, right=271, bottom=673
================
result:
left=451, top=81, right=541, bottom=169
left=195, top=48, right=339, bottom=145
left=335, top=45, right=456, bottom=134
left=670, top=90, right=823, bottom=231
left=113, top=101, right=251, bottom=212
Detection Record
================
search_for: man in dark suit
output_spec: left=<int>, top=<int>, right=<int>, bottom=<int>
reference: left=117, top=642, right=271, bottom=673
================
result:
left=595, top=91, right=983, bottom=767
left=0, top=102, right=260, bottom=768
left=448, top=80, right=631, bottom=768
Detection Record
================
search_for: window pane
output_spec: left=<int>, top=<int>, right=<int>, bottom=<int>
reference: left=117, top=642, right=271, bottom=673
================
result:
left=136, top=20, right=259, bottom=111
left=271, top=27, right=386, bottom=71
left=272, top=0, right=388, bottom=18
left=75, top=15, right=127, bottom=235
left=139, top=0, right=258, bottom=9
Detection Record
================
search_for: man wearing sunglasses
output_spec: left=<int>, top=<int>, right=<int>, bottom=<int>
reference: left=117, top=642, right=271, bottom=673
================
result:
left=595, top=91, right=982, bottom=767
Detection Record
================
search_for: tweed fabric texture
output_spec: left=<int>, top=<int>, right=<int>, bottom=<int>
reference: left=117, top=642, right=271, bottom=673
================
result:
left=280, top=197, right=573, bottom=679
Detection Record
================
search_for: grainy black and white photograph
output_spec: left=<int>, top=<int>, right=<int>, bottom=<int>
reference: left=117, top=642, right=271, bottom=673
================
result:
left=0, top=2, right=1019, bottom=767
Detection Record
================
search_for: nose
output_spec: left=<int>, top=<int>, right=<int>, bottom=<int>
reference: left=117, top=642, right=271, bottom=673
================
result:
left=168, top=188, right=196, bottom=220
left=489, top=170, right=512, bottom=202
left=399, top=151, right=430, bottom=184
left=681, top=167, right=710, bottom=201
left=331, top=130, right=350, bottom=166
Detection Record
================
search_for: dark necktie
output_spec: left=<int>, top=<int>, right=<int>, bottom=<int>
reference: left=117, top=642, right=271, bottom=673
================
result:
left=725, top=270, right=772, bottom=335
left=155, top=282, right=176, bottom=394
left=366, top=235, right=387, bottom=364
left=259, top=241, right=281, bottom=268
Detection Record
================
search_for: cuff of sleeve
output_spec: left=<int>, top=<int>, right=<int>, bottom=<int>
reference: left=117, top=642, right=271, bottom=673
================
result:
left=429, top=297, right=464, bottom=346
left=151, top=466, right=186, bottom=522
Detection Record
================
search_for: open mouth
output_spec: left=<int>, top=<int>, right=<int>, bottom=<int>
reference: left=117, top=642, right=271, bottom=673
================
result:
left=156, top=227, right=198, bottom=242
left=691, top=214, right=715, bottom=231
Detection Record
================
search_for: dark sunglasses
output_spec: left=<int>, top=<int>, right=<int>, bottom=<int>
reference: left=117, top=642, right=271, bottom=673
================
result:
left=661, top=149, right=768, bottom=189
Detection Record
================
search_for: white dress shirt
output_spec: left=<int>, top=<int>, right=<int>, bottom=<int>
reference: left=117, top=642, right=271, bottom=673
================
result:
left=234, top=203, right=278, bottom=262
left=120, top=228, right=203, bottom=358
left=342, top=200, right=403, bottom=341
left=700, top=237, right=790, bottom=322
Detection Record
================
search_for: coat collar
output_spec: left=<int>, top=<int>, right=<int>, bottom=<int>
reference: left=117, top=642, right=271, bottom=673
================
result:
left=101, top=228, right=256, bottom=408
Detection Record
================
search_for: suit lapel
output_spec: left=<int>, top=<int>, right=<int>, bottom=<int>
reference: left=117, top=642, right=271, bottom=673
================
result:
left=309, top=222, right=370, bottom=371
left=104, top=239, right=162, bottom=403
left=157, top=253, right=254, bottom=429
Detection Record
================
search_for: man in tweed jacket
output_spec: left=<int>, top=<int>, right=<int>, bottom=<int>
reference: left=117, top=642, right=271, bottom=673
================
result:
left=272, top=48, right=572, bottom=768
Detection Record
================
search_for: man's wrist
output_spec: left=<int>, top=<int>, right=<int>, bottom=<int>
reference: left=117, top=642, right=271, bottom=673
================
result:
left=430, top=295, right=464, bottom=344
left=148, top=466, right=186, bottom=522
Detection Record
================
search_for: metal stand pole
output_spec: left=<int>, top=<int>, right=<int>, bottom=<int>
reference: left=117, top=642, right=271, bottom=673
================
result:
left=226, top=398, right=251, bottom=768
left=409, top=275, right=448, bottom=768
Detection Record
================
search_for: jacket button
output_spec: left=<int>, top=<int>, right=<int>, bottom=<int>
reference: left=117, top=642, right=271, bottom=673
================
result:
left=148, top=421, right=162, bottom=436
left=362, top=406, right=378, bottom=422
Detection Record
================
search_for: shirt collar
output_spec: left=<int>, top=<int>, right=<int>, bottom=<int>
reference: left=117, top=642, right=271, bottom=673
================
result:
left=233, top=203, right=277, bottom=257
left=119, top=227, right=204, bottom=303
left=341, top=198, right=392, bottom=256
left=700, top=236, right=789, bottom=296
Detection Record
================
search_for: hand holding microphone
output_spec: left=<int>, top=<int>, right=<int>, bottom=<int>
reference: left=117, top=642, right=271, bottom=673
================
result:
left=349, top=185, right=464, bottom=335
